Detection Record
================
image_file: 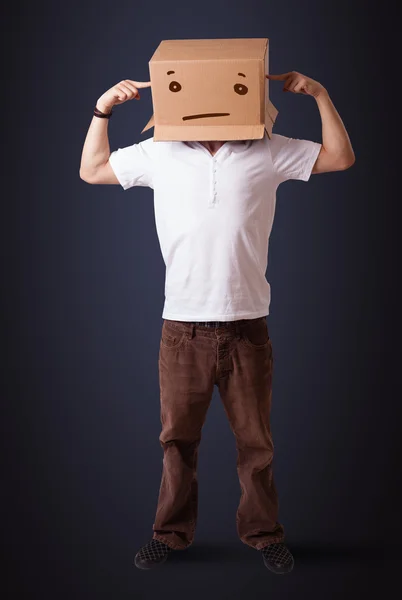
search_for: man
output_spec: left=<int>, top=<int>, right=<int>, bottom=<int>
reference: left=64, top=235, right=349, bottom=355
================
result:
left=79, top=70, right=355, bottom=574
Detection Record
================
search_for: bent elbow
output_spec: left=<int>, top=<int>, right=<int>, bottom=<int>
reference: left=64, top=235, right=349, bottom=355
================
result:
left=344, top=153, right=356, bottom=170
left=79, top=169, right=95, bottom=184
left=337, top=153, right=356, bottom=171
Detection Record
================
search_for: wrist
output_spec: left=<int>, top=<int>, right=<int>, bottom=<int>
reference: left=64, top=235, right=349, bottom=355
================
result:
left=96, top=99, right=114, bottom=114
left=314, top=86, right=329, bottom=102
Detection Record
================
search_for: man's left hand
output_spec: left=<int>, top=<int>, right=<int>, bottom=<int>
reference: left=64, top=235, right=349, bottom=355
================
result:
left=266, top=72, right=326, bottom=99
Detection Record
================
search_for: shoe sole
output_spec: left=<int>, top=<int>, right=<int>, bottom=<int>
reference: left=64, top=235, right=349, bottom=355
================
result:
left=134, top=554, right=169, bottom=570
left=263, top=559, right=294, bottom=574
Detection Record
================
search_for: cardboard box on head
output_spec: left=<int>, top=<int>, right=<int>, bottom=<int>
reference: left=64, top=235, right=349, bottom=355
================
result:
left=141, top=38, right=278, bottom=142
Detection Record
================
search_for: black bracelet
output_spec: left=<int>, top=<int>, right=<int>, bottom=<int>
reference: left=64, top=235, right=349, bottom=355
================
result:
left=94, top=105, right=113, bottom=119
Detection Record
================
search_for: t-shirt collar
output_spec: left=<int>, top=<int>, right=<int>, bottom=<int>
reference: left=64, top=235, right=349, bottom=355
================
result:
left=182, top=139, right=253, bottom=156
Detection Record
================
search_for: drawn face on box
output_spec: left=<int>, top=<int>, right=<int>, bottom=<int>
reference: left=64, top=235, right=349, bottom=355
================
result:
left=142, top=39, right=277, bottom=141
left=150, top=61, right=260, bottom=127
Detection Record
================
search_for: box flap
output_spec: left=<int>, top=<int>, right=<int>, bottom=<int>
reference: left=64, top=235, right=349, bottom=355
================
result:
left=141, top=114, right=154, bottom=133
left=266, top=99, right=278, bottom=124
left=264, top=99, right=278, bottom=138
left=150, top=38, right=268, bottom=62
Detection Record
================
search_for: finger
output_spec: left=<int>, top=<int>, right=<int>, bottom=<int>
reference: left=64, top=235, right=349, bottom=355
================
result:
left=287, top=79, right=301, bottom=93
left=122, top=80, right=141, bottom=98
left=113, top=90, right=127, bottom=102
left=117, top=83, right=136, bottom=99
left=266, top=73, right=291, bottom=81
left=299, top=81, right=310, bottom=94
left=283, top=75, right=294, bottom=92
left=293, top=79, right=306, bottom=93
left=114, top=85, right=130, bottom=102
left=125, top=80, right=152, bottom=88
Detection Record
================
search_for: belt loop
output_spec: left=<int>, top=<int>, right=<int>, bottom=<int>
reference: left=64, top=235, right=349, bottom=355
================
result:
left=189, top=324, right=195, bottom=339
left=235, top=321, right=241, bottom=340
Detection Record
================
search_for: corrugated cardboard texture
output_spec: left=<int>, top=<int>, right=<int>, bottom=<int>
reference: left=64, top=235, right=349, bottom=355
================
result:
left=141, top=38, right=277, bottom=141
left=150, top=38, right=268, bottom=61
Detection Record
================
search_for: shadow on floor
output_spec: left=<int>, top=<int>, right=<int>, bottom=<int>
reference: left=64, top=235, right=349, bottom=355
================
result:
left=168, top=541, right=402, bottom=565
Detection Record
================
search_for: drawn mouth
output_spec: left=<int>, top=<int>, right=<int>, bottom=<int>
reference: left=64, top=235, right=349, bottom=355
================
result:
left=182, top=112, right=230, bottom=121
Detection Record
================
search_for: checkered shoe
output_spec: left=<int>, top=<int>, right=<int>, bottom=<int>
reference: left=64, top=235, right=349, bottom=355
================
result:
left=134, top=539, right=172, bottom=570
left=261, top=543, right=294, bottom=574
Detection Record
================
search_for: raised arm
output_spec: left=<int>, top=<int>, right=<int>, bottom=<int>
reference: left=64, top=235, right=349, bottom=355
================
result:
left=267, top=72, right=355, bottom=174
left=79, top=79, right=151, bottom=184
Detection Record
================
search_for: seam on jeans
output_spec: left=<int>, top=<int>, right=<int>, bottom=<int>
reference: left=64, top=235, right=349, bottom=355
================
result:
left=160, top=321, right=188, bottom=350
left=216, top=337, right=268, bottom=382
left=188, top=444, right=199, bottom=540
left=152, top=533, right=191, bottom=550
left=239, top=320, right=271, bottom=350
left=236, top=486, right=244, bottom=536
left=240, top=336, right=271, bottom=350
left=160, top=333, right=188, bottom=351
left=215, top=338, right=220, bottom=381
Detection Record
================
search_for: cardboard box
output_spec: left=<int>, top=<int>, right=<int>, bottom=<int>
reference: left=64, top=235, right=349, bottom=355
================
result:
left=141, top=38, right=278, bottom=141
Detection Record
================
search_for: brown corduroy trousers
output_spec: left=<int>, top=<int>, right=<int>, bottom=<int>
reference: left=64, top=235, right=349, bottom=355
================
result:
left=152, top=316, right=285, bottom=551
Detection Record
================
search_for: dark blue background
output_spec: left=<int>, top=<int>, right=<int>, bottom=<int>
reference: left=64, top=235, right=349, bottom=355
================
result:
left=3, top=0, right=401, bottom=598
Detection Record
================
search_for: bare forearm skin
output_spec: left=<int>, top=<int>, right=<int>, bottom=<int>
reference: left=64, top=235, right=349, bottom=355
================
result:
left=315, top=90, right=355, bottom=170
left=79, top=81, right=151, bottom=184
left=79, top=103, right=112, bottom=181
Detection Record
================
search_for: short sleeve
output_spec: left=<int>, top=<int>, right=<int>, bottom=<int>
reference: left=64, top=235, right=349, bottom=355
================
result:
left=268, top=133, right=322, bottom=182
left=108, top=136, right=157, bottom=190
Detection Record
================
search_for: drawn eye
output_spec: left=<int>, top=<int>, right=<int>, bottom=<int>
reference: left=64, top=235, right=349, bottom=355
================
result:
left=169, top=81, right=182, bottom=92
left=234, top=83, right=248, bottom=95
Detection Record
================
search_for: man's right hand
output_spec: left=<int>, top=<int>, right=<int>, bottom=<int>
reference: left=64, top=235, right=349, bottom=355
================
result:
left=96, top=79, right=151, bottom=113
left=80, top=79, right=151, bottom=185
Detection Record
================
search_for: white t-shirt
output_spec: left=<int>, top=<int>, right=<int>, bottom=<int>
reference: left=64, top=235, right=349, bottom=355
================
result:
left=108, top=132, right=321, bottom=321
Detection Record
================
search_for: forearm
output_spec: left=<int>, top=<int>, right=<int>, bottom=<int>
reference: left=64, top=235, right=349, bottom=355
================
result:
left=79, top=111, right=111, bottom=180
left=315, top=90, right=355, bottom=168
